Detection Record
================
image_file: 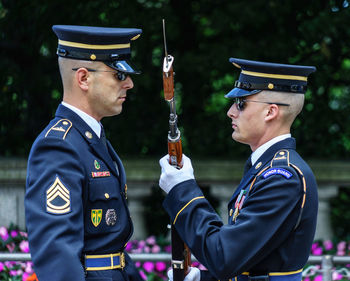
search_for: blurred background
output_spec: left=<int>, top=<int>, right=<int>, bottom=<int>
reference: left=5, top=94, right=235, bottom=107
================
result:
left=0, top=0, right=350, bottom=240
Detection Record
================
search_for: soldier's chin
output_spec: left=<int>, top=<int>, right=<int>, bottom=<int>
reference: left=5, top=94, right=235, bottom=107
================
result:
left=232, top=133, right=245, bottom=144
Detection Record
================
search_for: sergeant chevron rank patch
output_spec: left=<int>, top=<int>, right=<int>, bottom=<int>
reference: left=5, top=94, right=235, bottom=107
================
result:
left=46, top=176, right=71, bottom=214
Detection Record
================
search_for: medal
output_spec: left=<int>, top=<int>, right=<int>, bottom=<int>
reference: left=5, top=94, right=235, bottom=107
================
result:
left=105, top=209, right=117, bottom=226
left=232, top=189, right=247, bottom=222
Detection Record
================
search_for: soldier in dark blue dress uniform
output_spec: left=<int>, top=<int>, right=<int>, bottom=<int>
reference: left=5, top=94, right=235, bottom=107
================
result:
left=158, top=58, right=319, bottom=281
left=25, top=25, right=143, bottom=281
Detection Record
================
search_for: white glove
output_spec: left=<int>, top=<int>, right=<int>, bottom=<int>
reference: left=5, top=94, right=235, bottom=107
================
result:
left=159, top=154, right=195, bottom=193
left=167, top=267, right=200, bottom=281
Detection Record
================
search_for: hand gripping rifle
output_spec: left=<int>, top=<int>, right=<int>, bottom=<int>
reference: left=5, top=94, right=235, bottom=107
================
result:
left=162, top=19, right=191, bottom=281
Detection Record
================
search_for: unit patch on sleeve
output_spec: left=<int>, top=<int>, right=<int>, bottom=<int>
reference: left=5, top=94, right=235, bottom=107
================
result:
left=91, top=209, right=102, bottom=227
left=46, top=176, right=71, bottom=214
left=262, top=168, right=293, bottom=179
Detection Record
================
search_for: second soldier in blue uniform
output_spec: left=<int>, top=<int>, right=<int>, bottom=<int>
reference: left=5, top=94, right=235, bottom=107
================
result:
left=158, top=58, right=319, bottom=281
left=25, top=25, right=143, bottom=281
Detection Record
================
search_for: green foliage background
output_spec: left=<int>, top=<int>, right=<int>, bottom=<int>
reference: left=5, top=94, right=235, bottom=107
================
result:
left=1, top=0, right=350, bottom=239
left=1, top=0, right=350, bottom=159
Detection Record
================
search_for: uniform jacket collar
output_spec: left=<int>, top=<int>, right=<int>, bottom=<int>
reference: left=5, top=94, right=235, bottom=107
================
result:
left=55, top=104, right=126, bottom=181
left=228, top=138, right=296, bottom=207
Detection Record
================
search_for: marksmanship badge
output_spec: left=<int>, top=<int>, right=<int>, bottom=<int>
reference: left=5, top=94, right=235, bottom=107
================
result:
left=94, top=160, right=100, bottom=170
left=91, top=209, right=102, bottom=227
left=105, top=209, right=117, bottom=226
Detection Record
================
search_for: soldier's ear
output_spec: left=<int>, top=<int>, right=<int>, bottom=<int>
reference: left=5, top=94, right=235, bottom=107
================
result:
left=75, top=68, right=90, bottom=91
left=265, top=104, right=279, bottom=122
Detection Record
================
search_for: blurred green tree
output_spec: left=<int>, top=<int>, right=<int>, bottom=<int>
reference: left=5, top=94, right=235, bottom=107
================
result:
left=0, top=0, right=349, bottom=160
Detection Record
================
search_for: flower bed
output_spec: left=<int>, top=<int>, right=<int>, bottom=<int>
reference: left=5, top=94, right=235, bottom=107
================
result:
left=0, top=225, right=32, bottom=281
left=303, top=240, right=350, bottom=281
left=1, top=225, right=350, bottom=281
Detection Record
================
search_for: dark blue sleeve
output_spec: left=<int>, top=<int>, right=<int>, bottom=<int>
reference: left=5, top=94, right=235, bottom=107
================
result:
left=200, top=270, right=217, bottom=281
left=25, top=137, right=86, bottom=281
left=124, top=252, right=143, bottom=281
left=163, top=170, right=302, bottom=280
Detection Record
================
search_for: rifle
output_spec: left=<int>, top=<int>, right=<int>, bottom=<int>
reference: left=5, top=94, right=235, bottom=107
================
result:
left=162, top=19, right=191, bottom=281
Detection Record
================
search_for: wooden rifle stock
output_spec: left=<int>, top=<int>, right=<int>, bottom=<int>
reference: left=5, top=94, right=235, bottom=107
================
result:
left=163, top=66, right=174, bottom=101
left=168, top=139, right=183, bottom=168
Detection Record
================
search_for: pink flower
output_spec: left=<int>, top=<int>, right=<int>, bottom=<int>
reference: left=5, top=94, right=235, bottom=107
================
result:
left=4, top=261, right=13, bottom=267
left=323, top=240, right=333, bottom=251
left=333, top=271, right=343, bottom=280
left=24, top=262, right=33, bottom=273
left=146, top=236, right=156, bottom=245
left=125, top=242, right=132, bottom=252
left=135, top=261, right=141, bottom=268
left=192, top=261, right=200, bottom=267
left=20, top=240, right=30, bottom=253
left=144, top=246, right=151, bottom=253
left=6, top=242, right=15, bottom=253
left=164, top=245, right=172, bottom=253
left=131, top=248, right=142, bottom=253
left=304, top=277, right=310, bottom=281
left=337, top=250, right=345, bottom=256
left=313, top=247, right=323, bottom=256
left=22, top=272, right=31, bottom=281
left=152, top=245, right=161, bottom=253
left=139, top=270, right=147, bottom=280
left=10, top=230, right=18, bottom=238
left=314, top=274, right=323, bottom=281
left=0, top=262, right=4, bottom=272
left=138, top=240, right=146, bottom=249
left=143, top=261, right=155, bottom=273
left=311, top=242, right=319, bottom=251
left=0, top=226, right=9, bottom=241
left=155, top=261, right=167, bottom=272
left=20, top=231, right=28, bottom=238
left=198, top=263, right=207, bottom=270
left=337, top=241, right=346, bottom=251
left=10, top=269, right=22, bottom=276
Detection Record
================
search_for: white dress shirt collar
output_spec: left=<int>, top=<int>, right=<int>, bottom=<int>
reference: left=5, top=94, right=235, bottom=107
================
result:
left=251, top=134, right=291, bottom=165
left=61, top=102, right=102, bottom=138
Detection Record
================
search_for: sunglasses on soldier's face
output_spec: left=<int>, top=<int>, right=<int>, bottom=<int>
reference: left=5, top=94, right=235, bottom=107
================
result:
left=71, top=68, right=128, bottom=81
left=233, top=97, right=290, bottom=111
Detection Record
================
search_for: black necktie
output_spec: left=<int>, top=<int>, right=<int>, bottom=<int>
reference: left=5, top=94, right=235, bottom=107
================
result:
left=243, top=155, right=252, bottom=175
left=100, top=125, right=107, bottom=149
left=101, top=125, right=119, bottom=176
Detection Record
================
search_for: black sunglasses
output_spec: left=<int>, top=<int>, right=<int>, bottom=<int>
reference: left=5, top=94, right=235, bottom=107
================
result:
left=234, top=97, right=290, bottom=111
left=72, top=68, right=128, bottom=81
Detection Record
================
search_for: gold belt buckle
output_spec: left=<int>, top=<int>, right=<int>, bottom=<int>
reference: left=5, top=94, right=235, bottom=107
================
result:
left=120, top=252, right=125, bottom=269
